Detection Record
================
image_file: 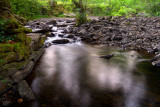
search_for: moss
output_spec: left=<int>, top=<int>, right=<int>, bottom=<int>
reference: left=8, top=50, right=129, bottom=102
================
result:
left=13, top=42, right=31, bottom=61
left=0, top=44, right=14, bottom=52
left=14, top=33, right=26, bottom=42
left=0, top=52, right=17, bottom=66
left=7, top=26, right=32, bottom=34
left=26, top=36, right=32, bottom=45
left=14, top=14, right=27, bottom=25
left=0, top=60, right=29, bottom=78
left=5, top=19, right=19, bottom=29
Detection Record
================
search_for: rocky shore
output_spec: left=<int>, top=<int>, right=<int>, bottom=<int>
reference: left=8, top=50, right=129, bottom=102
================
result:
left=69, top=16, right=160, bottom=66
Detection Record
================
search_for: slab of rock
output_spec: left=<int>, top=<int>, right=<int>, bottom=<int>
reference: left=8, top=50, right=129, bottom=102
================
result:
left=31, top=47, right=44, bottom=62
left=18, top=80, right=35, bottom=101
left=26, top=33, right=42, bottom=44
left=52, top=39, right=70, bottom=44
left=11, top=61, right=34, bottom=83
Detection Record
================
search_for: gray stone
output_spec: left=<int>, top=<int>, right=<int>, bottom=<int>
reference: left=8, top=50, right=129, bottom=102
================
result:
left=52, top=39, right=70, bottom=44
left=79, top=29, right=86, bottom=35
left=11, top=61, right=34, bottom=83
left=27, top=33, right=42, bottom=43
left=65, top=34, right=74, bottom=38
left=136, top=39, right=143, bottom=44
left=31, top=47, right=44, bottom=62
left=18, top=80, right=35, bottom=101
left=152, top=60, right=160, bottom=67
left=45, top=20, right=56, bottom=25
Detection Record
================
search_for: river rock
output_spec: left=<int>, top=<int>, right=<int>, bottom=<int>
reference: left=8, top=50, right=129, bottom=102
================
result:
left=154, top=42, right=160, bottom=52
left=58, top=34, right=64, bottom=37
left=152, top=60, right=160, bottom=67
left=45, top=20, right=57, bottom=25
left=45, top=43, right=52, bottom=48
left=18, top=80, right=35, bottom=101
left=66, top=34, right=74, bottom=38
left=48, top=32, right=56, bottom=37
left=52, top=39, right=70, bottom=44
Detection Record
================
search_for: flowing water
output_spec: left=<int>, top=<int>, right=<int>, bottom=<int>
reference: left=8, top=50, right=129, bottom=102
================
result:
left=22, top=20, right=160, bottom=107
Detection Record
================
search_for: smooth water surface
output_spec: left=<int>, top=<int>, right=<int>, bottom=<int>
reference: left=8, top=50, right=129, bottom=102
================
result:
left=24, top=43, right=160, bottom=107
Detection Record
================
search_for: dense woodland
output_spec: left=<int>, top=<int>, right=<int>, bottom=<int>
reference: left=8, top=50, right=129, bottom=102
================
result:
left=10, top=0, right=160, bottom=19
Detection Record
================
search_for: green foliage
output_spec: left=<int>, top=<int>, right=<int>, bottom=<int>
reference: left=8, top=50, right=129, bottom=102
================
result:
left=9, top=0, right=160, bottom=19
left=76, top=12, right=87, bottom=25
left=0, top=18, right=16, bottom=43
left=10, top=0, right=50, bottom=19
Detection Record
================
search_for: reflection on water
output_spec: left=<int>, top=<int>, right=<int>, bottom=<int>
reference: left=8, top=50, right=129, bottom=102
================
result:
left=26, top=43, right=160, bottom=107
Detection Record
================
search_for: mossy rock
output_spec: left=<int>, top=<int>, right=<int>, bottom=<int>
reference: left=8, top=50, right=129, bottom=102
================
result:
left=0, top=60, right=29, bottom=78
left=0, top=52, right=17, bottom=66
left=7, top=27, right=32, bottom=34
left=5, top=19, right=19, bottom=29
left=14, top=14, right=27, bottom=25
left=0, top=43, right=14, bottom=52
left=26, top=36, right=32, bottom=45
left=14, top=33, right=26, bottom=42
left=13, top=42, right=31, bottom=61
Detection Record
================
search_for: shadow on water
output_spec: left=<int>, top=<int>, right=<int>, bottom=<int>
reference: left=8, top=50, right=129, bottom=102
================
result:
left=20, top=43, right=160, bottom=107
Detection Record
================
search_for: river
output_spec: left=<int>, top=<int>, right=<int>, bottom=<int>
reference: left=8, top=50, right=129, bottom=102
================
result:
left=20, top=20, right=160, bottom=107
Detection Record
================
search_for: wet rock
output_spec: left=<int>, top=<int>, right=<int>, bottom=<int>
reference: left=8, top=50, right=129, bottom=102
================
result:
left=136, top=39, right=143, bottom=44
left=32, top=26, right=52, bottom=33
left=99, top=54, right=114, bottom=59
left=45, top=43, right=52, bottom=48
left=152, top=60, right=160, bottom=67
left=61, top=29, right=68, bottom=33
left=150, top=54, right=160, bottom=62
left=18, top=80, right=35, bottom=101
left=65, top=34, right=74, bottom=38
left=48, top=32, right=56, bottom=37
left=154, top=42, right=160, bottom=52
left=52, top=39, right=70, bottom=44
left=79, top=29, right=86, bottom=35
left=56, top=23, right=68, bottom=27
left=58, top=34, right=64, bottom=38
left=45, top=20, right=57, bottom=25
